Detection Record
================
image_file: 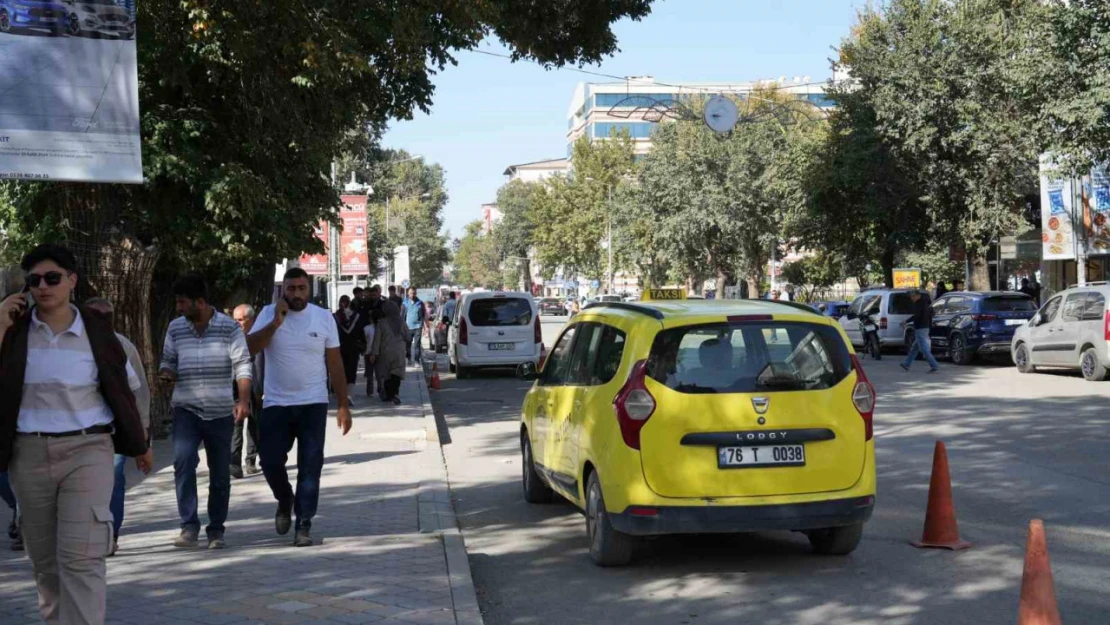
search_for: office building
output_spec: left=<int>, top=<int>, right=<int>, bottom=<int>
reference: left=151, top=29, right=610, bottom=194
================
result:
left=503, top=158, right=569, bottom=183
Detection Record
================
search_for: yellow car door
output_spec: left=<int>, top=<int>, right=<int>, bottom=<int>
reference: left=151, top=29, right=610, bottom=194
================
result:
left=532, top=325, right=578, bottom=488
left=554, top=322, right=604, bottom=489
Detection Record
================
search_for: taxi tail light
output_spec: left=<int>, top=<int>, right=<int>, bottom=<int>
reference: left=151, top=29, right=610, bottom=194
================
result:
left=1104, top=310, right=1110, bottom=341
left=613, top=360, right=655, bottom=450
left=459, top=317, right=469, bottom=346
left=850, top=354, right=875, bottom=441
left=880, top=317, right=888, bottom=330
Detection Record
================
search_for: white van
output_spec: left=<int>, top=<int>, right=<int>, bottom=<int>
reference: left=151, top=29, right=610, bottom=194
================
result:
left=447, top=291, right=543, bottom=379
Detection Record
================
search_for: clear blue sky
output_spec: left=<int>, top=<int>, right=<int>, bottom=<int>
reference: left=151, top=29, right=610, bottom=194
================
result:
left=382, top=0, right=864, bottom=239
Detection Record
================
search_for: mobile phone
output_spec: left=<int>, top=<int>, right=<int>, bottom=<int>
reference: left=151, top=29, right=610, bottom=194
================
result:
left=21, top=284, right=34, bottom=311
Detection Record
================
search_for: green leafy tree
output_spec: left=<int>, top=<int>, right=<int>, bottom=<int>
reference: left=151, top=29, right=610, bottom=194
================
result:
left=780, top=252, right=845, bottom=303
left=629, top=89, right=822, bottom=297
left=793, top=80, right=929, bottom=287
left=494, top=179, right=544, bottom=291
left=452, top=221, right=503, bottom=289
left=532, top=134, right=635, bottom=282
left=839, top=0, right=1041, bottom=290
left=0, top=0, right=657, bottom=432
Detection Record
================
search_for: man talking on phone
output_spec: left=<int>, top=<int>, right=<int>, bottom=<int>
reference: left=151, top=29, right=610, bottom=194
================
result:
left=247, top=268, right=352, bottom=547
left=0, top=244, right=147, bottom=625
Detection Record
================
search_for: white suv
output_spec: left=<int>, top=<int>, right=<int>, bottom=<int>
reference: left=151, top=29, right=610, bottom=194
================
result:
left=1011, top=283, right=1110, bottom=381
left=447, top=291, right=543, bottom=379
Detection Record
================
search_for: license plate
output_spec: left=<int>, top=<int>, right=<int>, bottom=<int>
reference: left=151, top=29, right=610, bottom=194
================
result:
left=718, top=444, right=805, bottom=468
left=1005, top=319, right=1027, bottom=326
left=488, top=342, right=516, bottom=351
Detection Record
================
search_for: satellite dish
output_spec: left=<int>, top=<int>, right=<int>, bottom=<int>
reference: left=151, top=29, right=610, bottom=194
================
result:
left=703, top=95, right=739, bottom=134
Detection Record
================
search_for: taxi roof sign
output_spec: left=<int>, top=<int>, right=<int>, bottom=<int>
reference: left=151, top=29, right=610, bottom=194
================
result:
left=641, top=289, right=686, bottom=301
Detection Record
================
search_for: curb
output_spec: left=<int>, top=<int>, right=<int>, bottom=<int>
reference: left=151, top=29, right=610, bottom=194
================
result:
left=413, top=359, right=486, bottom=625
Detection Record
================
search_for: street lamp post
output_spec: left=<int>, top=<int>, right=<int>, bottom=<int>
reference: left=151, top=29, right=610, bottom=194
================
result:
left=607, top=185, right=614, bottom=295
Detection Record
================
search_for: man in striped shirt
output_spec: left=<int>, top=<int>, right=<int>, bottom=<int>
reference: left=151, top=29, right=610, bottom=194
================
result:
left=159, top=275, right=252, bottom=550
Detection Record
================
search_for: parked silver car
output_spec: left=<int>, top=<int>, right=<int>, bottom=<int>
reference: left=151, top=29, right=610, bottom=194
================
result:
left=1011, top=283, right=1110, bottom=381
left=62, top=0, right=134, bottom=39
left=837, top=288, right=917, bottom=349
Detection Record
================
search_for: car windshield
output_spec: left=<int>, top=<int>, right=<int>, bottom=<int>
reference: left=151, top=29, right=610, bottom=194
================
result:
left=646, top=322, right=851, bottom=394
left=982, top=296, right=1036, bottom=312
left=468, top=298, right=533, bottom=326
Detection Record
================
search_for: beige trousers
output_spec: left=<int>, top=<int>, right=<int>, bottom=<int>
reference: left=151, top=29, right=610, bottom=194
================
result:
left=10, top=433, right=115, bottom=625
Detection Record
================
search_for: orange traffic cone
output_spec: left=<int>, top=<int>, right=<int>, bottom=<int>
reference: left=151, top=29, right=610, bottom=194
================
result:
left=910, top=441, right=972, bottom=550
left=1018, top=520, right=1062, bottom=625
left=429, top=361, right=442, bottom=390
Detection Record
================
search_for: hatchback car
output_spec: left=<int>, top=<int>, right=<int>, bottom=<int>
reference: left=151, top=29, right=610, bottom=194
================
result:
left=0, top=0, right=68, bottom=35
left=447, top=291, right=543, bottom=379
left=517, top=291, right=876, bottom=566
left=1011, top=283, right=1110, bottom=381
left=838, top=289, right=916, bottom=350
left=813, top=301, right=849, bottom=318
left=929, top=292, right=1036, bottom=365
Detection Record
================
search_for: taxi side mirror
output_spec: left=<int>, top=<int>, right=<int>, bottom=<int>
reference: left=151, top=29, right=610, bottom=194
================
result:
left=517, top=361, right=539, bottom=381
left=1030, top=314, right=1041, bottom=327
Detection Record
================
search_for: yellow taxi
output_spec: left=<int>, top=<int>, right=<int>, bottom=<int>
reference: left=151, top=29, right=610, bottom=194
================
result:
left=516, top=290, right=876, bottom=566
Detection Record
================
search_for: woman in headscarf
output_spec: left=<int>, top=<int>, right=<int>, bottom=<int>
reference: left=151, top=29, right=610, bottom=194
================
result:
left=370, top=298, right=408, bottom=404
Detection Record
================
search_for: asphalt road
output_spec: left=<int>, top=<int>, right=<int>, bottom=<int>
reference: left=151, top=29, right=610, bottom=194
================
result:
left=429, top=316, right=1110, bottom=625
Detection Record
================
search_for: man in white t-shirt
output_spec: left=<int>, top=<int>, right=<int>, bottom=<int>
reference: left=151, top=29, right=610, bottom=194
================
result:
left=247, top=268, right=352, bottom=547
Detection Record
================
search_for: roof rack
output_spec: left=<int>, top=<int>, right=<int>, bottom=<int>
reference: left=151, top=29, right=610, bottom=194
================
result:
left=1067, top=281, right=1108, bottom=289
left=582, top=301, right=665, bottom=320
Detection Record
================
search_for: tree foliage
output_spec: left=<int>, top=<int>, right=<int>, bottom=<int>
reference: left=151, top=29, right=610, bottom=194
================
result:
left=838, top=0, right=1041, bottom=289
left=495, top=179, right=544, bottom=291
left=628, top=89, right=823, bottom=296
left=452, top=221, right=502, bottom=289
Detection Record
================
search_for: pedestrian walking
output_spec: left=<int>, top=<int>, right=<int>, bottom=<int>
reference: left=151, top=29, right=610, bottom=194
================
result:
left=363, top=308, right=378, bottom=397
left=935, top=281, right=948, bottom=300
left=387, top=285, right=403, bottom=307
left=900, top=289, right=941, bottom=374
left=0, top=244, right=148, bottom=625
left=334, top=295, right=362, bottom=385
left=363, top=285, right=384, bottom=397
left=230, top=304, right=263, bottom=479
left=0, top=471, right=20, bottom=550
left=247, top=268, right=352, bottom=547
left=159, top=275, right=253, bottom=550
left=403, top=287, right=426, bottom=365
left=442, top=291, right=457, bottom=326
left=84, top=297, right=154, bottom=556
left=370, top=299, right=407, bottom=405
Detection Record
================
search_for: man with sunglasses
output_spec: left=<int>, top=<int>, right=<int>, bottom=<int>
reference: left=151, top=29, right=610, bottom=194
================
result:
left=0, top=244, right=148, bottom=625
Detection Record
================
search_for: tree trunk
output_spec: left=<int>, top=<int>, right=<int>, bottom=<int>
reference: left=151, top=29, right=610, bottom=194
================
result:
left=968, top=250, right=989, bottom=291
left=520, top=257, right=532, bottom=294
left=57, top=185, right=163, bottom=436
left=880, top=247, right=896, bottom=290
left=745, top=274, right=762, bottom=299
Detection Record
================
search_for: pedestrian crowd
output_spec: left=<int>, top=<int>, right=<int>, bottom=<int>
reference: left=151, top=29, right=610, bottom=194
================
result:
left=0, top=245, right=438, bottom=625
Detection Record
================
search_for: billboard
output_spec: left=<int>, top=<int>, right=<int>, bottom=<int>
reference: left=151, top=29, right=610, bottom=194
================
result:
left=0, top=0, right=142, bottom=183
left=1040, top=160, right=1076, bottom=261
left=338, top=195, right=369, bottom=275
left=299, top=222, right=329, bottom=276
left=892, top=268, right=922, bottom=289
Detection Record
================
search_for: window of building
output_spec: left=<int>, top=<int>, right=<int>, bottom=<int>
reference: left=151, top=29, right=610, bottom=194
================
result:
left=800, top=93, right=835, bottom=108
left=591, top=121, right=656, bottom=139
left=594, top=93, right=679, bottom=108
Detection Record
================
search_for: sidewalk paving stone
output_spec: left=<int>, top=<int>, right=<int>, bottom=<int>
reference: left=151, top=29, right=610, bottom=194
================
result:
left=0, top=359, right=483, bottom=625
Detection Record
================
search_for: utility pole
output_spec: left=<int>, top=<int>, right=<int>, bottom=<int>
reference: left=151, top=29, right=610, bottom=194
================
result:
left=1076, top=174, right=1089, bottom=287
left=328, top=162, right=339, bottom=309
left=606, top=185, right=613, bottom=295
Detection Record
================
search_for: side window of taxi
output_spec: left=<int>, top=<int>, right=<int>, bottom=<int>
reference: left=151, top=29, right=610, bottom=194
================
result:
left=566, top=323, right=602, bottom=386
left=540, top=326, right=577, bottom=387
left=591, top=325, right=627, bottom=385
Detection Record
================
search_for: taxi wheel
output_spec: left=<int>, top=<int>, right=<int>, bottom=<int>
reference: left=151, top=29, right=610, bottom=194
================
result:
left=807, top=522, right=863, bottom=556
left=586, top=472, right=634, bottom=567
left=521, top=435, right=554, bottom=504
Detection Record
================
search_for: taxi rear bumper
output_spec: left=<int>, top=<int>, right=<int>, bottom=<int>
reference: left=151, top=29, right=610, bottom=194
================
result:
left=609, top=496, right=874, bottom=536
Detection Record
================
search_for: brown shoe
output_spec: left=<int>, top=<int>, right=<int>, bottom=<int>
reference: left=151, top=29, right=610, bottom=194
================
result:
left=173, top=529, right=199, bottom=548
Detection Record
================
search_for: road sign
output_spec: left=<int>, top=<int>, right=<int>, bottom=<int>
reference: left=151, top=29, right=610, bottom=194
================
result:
left=1000, top=236, right=1018, bottom=260
left=401, top=279, right=410, bottom=289
left=590, top=279, right=600, bottom=289
left=892, top=268, right=922, bottom=289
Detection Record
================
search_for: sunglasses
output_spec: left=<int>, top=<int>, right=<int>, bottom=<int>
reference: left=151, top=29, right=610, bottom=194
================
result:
left=26, top=271, right=67, bottom=288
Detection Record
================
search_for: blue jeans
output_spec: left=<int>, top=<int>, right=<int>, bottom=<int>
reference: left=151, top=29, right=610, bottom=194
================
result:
left=259, top=403, right=327, bottom=529
left=902, top=328, right=941, bottom=370
left=0, top=471, right=15, bottom=512
left=110, top=455, right=126, bottom=538
left=407, top=329, right=422, bottom=364
left=172, top=408, right=234, bottom=536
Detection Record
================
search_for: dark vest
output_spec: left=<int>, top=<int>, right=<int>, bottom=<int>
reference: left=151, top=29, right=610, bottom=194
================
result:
left=0, top=306, right=148, bottom=470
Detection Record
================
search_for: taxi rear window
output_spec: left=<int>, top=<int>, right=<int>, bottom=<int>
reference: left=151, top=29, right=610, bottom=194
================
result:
left=646, top=321, right=852, bottom=394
